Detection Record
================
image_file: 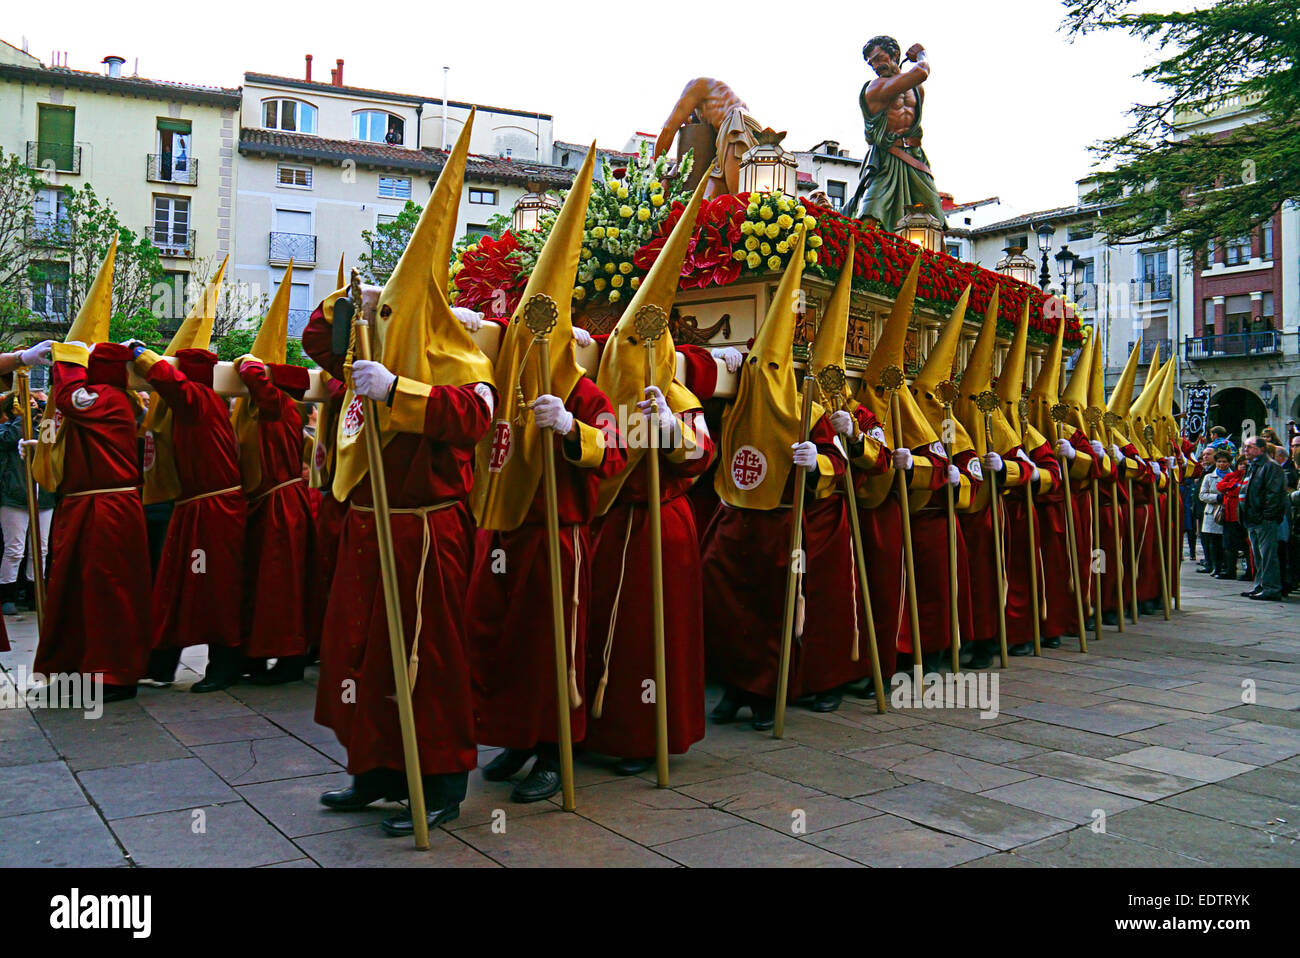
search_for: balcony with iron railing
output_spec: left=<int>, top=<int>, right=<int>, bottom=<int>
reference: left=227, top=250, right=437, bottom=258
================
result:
left=26, top=141, right=81, bottom=175
left=26, top=216, right=71, bottom=246
left=1131, top=273, right=1172, bottom=302
left=269, top=232, right=317, bottom=266
left=1126, top=338, right=1172, bottom=365
left=1184, top=330, right=1281, bottom=361
left=148, top=227, right=196, bottom=259
left=146, top=154, right=198, bottom=186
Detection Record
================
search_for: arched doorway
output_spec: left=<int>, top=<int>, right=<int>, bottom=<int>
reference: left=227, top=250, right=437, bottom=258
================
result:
left=1210, top=387, right=1267, bottom=445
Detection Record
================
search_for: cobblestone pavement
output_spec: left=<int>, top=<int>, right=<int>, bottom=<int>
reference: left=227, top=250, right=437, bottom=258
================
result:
left=3, top=558, right=1298, bottom=868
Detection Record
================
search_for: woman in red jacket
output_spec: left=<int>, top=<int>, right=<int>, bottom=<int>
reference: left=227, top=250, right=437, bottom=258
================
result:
left=1216, top=456, right=1249, bottom=580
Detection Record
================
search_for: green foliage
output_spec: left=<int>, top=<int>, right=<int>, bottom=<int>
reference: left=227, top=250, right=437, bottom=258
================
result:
left=212, top=327, right=313, bottom=367
left=1061, top=0, right=1300, bottom=251
left=359, top=200, right=424, bottom=284
left=454, top=212, right=511, bottom=256
left=108, top=308, right=163, bottom=348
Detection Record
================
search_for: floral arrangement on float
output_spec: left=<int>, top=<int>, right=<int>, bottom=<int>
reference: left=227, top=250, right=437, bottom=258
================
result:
left=451, top=167, right=1080, bottom=346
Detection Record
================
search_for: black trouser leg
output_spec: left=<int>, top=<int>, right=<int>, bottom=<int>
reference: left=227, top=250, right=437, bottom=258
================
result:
left=534, top=741, right=560, bottom=772
left=206, top=644, right=244, bottom=681
left=146, top=647, right=182, bottom=683
left=1202, top=533, right=1222, bottom=576
left=423, top=771, right=468, bottom=807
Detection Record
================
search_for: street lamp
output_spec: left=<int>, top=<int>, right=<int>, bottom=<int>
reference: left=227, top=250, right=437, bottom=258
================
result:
left=895, top=204, right=945, bottom=253
left=1034, top=221, right=1055, bottom=291
left=996, top=245, right=1037, bottom=286
left=1054, top=244, right=1076, bottom=297
left=511, top=180, right=560, bottom=233
left=739, top=128, right=799, bottom=199
left=1261, top=380, right=1278, bottom=416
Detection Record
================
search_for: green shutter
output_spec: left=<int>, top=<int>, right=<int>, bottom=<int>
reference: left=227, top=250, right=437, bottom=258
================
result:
left=37, top=105, right=75, bottom=170
left=157, top=119, right=192, bottom=133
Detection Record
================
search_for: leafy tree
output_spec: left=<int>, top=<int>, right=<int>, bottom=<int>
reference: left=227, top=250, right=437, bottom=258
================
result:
left=1062, top=0, right=1300, bottom=251
left=212, top=327, right=312, bottom=368
left=0, top=154, right=43, bottom=342
left=359, top=200, right=423, bottom=284
left=179, top=253, right=269, bottom=340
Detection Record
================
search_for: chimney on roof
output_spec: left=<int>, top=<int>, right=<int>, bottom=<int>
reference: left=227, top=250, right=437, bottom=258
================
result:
left=102, top=55, right=125, bottom=78
left=305, top=54, right=313, bottom=82
left=334, top=58, right=344, bottom=87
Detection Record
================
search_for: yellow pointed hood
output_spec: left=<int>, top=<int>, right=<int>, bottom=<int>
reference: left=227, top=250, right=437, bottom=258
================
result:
left=143, top=255, right=228, bottom=505
left=333, top=115, right=495, bottom=501
left=336, top=254, right=346, bottom=292
left=1086, top=323, right=1112, bottom=442
left=954, top=287, right=1020, bottom=455
left=594, top=172, right=709, bottom=513
left=995, top=300, right=1031, bottom=435
left=1128, top=349, right=1168, bottom=457
left=473, top=145, right=595, bottom=531
left=911, top=284, right=973, bottom=449
left=715, top=227, right=812, bottom=510
left=1026, top=303, right=1067, bottom=439
left=809, top=235, right=855, bottom=386
left=1106, top=339, right=1144, bottom=420
left=1058, top=325, right=1094, bottom=435
left=853, top=254, right=936, bottom=450
left=32, top=235, right=118, bottom=492
left=1153, top=354, right=1178, bottom=453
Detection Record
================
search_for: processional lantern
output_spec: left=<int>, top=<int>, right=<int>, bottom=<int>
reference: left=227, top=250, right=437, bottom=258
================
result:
left=895, top=204, right=945, bottom=253
left=739, top=128, right=799, bottom=199
left=511, top=180, right=560, bottom=233
left=996, top=245, right=1037, bottom=287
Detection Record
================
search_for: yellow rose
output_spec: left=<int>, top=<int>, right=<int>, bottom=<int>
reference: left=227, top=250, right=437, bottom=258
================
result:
left=776, top=240, right=789, bottom=254
left=795, top=205, right=806, bottom=217
left=764, top=222, right=780, bottom=239
left=740, top=221, right=754, bottom=235
left=607, top=227, right=620, bottom=239
left=619, top=261, right=633, bottom=274
left=745, top=236, right=759, bottom=252
left=777, top=214, right=793, bottom=230
left=573, top=285, right=587, bottom=301
left=619, top=205, right=633, bottom=218
left=651, top=193, right=664, bottom=207
left=747, top=201, right=760, bottom=215
left=592, top=226, right=606, bottom=239
left=608, top=289, right=621, bottom=303
left=594, top=277, right=607, bottom=291
left=805, top=250, right=818, bottom=265
left=759, top=206, right=774, bottom=221
left=637, top=207, right=651, bottom=222
left=778, top=197, right=792, bottom=213
left=580, top=248, right=592, bottom=260
left=809, top=234, right=823, bottom=249
left=611, top=274, right=624, bottom=288
left=630, top=276, right=640, bottom=289
left=804, top=216, right=817, bottom=230
left=767, top=255, right=782, bottom=271
left=649, top=180, right=662, bottom=192
left=746, top=252, right=761, bottom=269
left=617, top=186, right=629, bottom=199
left=604, top=262, right=616, bottom=274
left=733, top=249, right=747, bottom=261
left=760, top=242, right=771, bottom=256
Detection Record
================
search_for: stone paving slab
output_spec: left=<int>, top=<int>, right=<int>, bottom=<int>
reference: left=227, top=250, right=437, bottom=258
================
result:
left=805, top=812, right=995, bottom=867
left=109, top=801, right=304, bottom=868
left=854, top=781, right=1075, bottom=851
left=78, top=757, right=239, bottom=821
left=1108, top=745, right=1256, bottom=782
left=0, top=760, right=87, bottom=818
left=0, top=805, right=127, bottom=868
left=653, top=820, right=859, bottom=867
left=1007, top=751, right=1201, bottom=802
left=977, top=776, right=1146, bottom=825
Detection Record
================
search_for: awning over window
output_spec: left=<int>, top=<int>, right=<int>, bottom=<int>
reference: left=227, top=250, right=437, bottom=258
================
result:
left=157, top=119, right=192, bottom=133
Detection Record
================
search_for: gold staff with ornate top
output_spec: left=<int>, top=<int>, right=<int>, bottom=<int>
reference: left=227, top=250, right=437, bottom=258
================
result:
left=882, top=364, right=926, bottom=682
left=940, top=378, right=963, bottom=672
left=1017, top=396, right=1042, bottom=656
left=1084, top=406, right=1106, bottom=644
left=343, top=269, right=429, bottom=850
left=1050, top=402, right=1087, bottom=653
left=1145, top=423, right=1172, bottom=620
left=977, top=389, right=1009, bottom=668
left=521, top=293, right=578, bottom=809
left=773, top=373, right=818, bottom=740
left=1169, top=439, right=1181, bottom=609
left=1126, top=468, right=1140, bottom=623
left=15, top=369, right=45, bottom=626
left=1102, top=411, right=1127, bottom=634
left=634, top=304, right=671, bottom=785
left=817, top=364, right=886, bottom=712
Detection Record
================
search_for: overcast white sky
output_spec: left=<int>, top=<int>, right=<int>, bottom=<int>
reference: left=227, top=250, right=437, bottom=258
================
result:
left=11, top=0, right=1181, bottom=217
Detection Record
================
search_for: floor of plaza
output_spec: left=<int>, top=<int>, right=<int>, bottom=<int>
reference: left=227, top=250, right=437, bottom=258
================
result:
left=2, top=558, right=1298, bottom=868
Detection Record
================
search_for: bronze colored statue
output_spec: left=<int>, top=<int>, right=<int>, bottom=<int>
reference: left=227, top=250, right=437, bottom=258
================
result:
left=654, top=78, right=762, bottom=198
left=848, top=36, right=947, bottom=233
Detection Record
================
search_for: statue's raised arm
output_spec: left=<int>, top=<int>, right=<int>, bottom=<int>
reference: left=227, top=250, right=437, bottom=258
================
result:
left=654, top=78, right=763, bottom=198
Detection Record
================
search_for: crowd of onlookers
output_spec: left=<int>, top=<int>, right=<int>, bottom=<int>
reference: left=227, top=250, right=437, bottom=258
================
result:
left=1188, top=424, right=1299, bottom=602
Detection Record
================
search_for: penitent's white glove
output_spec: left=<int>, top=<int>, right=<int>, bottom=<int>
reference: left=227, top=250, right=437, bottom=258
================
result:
left=1089, top=439, right=1106, bottom=459
left=1016, top=449, right=1041, bottom=483
left=532, top=394, right=574, bottom=434
left=636, top=385, right=674, bottom=433
left=947, top=465, right=961, bottom=486
left=1110, top=445, right=1126, bottom=463
left=451, top=307, right=484, bottom=332
left=1151, top=461, right=1162, bottom=479
left=711, top=346, right=743, bottom=373
left=892, top=447, right=913, bottom=471
left=829, top=410, right=856, bottom=438
left=792, top=441, right=819, bottom=471
left=1164, top=456, right=1176, bottom=471
left=19, top=340, right=53, bottom=367
left=351, top=360, right=397, bottom=402
left=17, top=439, right=36, bottom=459
left=984, top=451, right=1004, bottom=474
left=571, top=326, right=594, bottom=348
left=1056, top=438, right=1076, bottom=460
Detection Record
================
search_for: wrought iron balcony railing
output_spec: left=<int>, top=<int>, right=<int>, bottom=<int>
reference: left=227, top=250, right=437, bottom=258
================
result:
left=146, top=154, right=198, bottom=186
left=26, top=140, right=81, bottom=174
left=1184, top=330, right=1281, bottom=361
left=1125, top=338, right=1172, bottom=364
left=269, top=232, right=317, bottom=266
left=148, top=227, right=196, bottom=259
left=27, top=216, right=71, bottom=246
left=1131, top=273, right=1172, bottom=302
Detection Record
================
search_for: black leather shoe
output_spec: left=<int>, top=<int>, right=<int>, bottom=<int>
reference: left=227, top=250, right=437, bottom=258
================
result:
left=750, top=698, right=775, bottom=731
left=511, top=765, right=561, bottom=803
left=320, top=773, right=407, bottom=810
left=482, top=748, right=533, bottom=782
left=1240, top=589, right=1261, bottom=598
left=810, top=691, right=842, bottom=713
left=1248, top=592, right=1281, bottom=602
left=614, top=756, right=654, bottom=776
left=101, top=684, right=137, bottom=703
left=967, top=645, right=996, bottom=670
left=191, top=672, right=238, bottom=694
left=1041, top=636, right=1061, bottom=649
left=250, top=657, right=306, bottom=686
left=1101, top=611, right=1119, bottom=626
left=1195, top=565, right=1212, bottom=574
left=1010, top=643, right=1034, bottom=657
left=710, top=686, right=745, bottom=723
left=380, top=802, right=460, bottom=835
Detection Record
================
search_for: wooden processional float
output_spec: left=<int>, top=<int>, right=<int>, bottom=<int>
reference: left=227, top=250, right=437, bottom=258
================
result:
left=125, top=274, right=1053, bottom=403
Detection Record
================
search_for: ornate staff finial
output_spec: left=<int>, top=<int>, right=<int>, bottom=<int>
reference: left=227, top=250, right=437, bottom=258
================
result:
left=1084, top=406, right=1103, bottom=427
left=816, top=364, right=848, bottom=410
left=1144, top=424, right=1155, bottom=443
left=877, top=363, right=905, bottom=393
left=633, top=304, right=668, bottom=344
left=1017, top=397, right=1029, bottom=425
left=349, top=267, right=363, bottom=313
left=937, top=379, right=960, bottom=409
left=976, top=389, right=999, bottom=415
left=1050, top=402, right=1070, bottom=424
left=1103, top=411, right=1121, bottom=432
left=524, top=293, right=559, bottom=338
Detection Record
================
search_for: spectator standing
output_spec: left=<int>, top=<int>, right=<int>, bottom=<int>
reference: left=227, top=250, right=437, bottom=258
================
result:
left=1216, top=455, right=1247, bottom=580
left=1239, top=436, right=1287, bottom=601
left=0, top=393, right=54, bottom=614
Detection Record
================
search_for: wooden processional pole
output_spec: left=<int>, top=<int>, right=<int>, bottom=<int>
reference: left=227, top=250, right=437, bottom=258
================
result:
left=1145, top=424, right=1172, bottom=620
left=939, top=379, right=963, bottom=673
left=1050, top=404, right=1087, bottom=653
left=882, top=365, right=925, bottom=684
left=15, top=370, right=45, bottom=627
left=977, top=390, right=1009, bottom=668
left=1084, top=407, right=1105, bottom=646
left=1018, top=398, right=1042, bottom=657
